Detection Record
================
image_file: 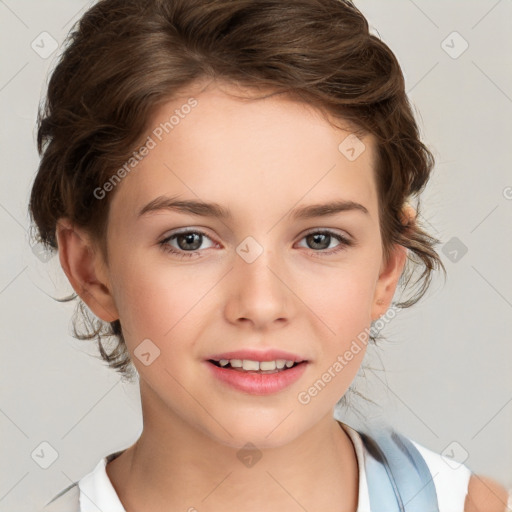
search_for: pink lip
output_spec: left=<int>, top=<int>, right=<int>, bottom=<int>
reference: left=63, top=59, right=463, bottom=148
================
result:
left=205, top=360, right=308, bottom=395
left=206, top=349, right=306, bottom=363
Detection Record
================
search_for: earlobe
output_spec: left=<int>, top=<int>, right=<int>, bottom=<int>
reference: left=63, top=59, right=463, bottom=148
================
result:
left=55, top=218, right=119, bottom=322
left=371, top=203, right=416, bottom=320
left=371, top=243, right=408, bottom=321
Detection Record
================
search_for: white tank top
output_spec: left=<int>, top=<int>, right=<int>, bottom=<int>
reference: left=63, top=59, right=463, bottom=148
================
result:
left=75, top=423, right=472, bottom=511
left=340, top=422, right=471, bottom=512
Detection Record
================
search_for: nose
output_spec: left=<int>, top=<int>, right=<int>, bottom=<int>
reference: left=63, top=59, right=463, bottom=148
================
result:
left=223, top=242, right=293, bottom=331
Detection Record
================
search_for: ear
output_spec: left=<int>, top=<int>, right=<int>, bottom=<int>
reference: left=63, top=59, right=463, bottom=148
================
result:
left=370, top=204, right=415, bottom=321
left=55, top=218, right=119, bottom=322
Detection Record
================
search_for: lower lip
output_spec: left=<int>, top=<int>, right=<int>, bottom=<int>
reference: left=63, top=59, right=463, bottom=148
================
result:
left=206, top=361, right=308, bottom=395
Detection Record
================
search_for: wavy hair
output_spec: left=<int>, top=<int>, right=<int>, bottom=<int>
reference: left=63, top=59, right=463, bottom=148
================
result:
left=29, top=0, right=446, bottom=382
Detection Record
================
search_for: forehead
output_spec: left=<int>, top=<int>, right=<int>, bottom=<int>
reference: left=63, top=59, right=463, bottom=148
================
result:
left=109, top=80, right=379, bottom=225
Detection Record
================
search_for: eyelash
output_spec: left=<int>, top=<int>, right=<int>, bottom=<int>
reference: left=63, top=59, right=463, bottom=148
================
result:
left=158, top=228, right=354, bottom=259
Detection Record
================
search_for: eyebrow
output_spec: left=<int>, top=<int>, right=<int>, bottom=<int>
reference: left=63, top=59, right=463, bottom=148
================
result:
left=137, top=195, right=369, bottom=220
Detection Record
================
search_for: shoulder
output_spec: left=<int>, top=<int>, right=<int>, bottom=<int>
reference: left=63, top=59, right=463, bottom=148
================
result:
left=410, top=438, right=472, bottom=511
left=464, top=474, right=510, bottom=512
left=347, top=422, right=510, bottom=512
left=411, top=439, right=509, bottom=512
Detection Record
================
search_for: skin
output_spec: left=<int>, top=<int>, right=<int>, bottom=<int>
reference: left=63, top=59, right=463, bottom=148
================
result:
left=55, top=79, right=508, bottom=511
left=465, top=476, right=510, bottom=512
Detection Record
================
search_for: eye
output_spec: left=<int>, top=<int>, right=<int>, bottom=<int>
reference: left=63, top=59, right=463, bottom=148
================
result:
left=158, top=228, right=354, bottom=260
left=159, top=229, right=217, bottom=259
left=296, top=229, right=353, bottom=256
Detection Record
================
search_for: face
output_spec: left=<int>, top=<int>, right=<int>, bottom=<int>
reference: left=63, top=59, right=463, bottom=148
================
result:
left=63, top=80, right=406, bottom=449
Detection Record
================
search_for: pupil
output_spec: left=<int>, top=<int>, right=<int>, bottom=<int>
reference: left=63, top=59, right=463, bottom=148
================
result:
left=178, top=233, right=201, bottom=250
left=308, top=233, right=329, bottom=250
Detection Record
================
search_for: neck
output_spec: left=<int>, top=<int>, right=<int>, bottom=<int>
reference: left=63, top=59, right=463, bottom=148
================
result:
left=106, top=381, right=359, bottom=512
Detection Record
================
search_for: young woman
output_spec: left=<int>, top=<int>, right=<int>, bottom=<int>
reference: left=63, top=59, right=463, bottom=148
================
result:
left=31, top=0, right=510, bottom=510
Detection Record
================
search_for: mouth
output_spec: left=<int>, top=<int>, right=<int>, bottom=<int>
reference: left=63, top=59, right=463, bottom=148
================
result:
left=205, top=353, right=309, bottom=395
left=204, top=348, right=309, bottom=394
left=207, top=358, right=305, bottom=374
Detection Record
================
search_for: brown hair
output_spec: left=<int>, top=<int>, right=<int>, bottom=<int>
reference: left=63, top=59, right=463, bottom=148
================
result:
left=29, top=0, right=445, bottom=382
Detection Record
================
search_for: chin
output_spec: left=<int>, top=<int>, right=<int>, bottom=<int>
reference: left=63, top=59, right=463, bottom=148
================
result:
left=196, top=407, right=316, bottom=451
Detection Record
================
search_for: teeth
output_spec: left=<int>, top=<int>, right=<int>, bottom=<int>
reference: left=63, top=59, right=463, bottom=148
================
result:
left=259, top=361, right=276, bottom=371
left=215, top=358, right=298, bottom=371
left=242, top=360, right=260, bottom=371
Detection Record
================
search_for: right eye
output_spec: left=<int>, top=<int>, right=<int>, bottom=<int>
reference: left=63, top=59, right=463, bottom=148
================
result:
left=159, top=229, right=217, bottom=258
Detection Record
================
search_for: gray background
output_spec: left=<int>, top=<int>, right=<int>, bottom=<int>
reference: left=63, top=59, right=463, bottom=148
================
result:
left=1, top=0, right=511, bottom=510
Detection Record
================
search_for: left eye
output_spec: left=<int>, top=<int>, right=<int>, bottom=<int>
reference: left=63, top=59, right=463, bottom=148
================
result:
left=296, top=230, right=352, bottom=253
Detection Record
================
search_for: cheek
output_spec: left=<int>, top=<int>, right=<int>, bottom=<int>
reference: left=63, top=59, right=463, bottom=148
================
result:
left=110, top=255, right=211, bottom=347
left=295, top=258, right=378, bottom=393
left=300, top=261, right=378, bottom=338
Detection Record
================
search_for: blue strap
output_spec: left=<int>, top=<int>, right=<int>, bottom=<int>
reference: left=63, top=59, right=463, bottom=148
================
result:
left=44, top=425, right=439, bottom=511
left=359, top=425, right=439, bottom=512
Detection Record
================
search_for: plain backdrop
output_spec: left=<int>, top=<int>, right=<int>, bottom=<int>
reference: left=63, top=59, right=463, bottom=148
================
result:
left=1, top=0, right=511, bottom=510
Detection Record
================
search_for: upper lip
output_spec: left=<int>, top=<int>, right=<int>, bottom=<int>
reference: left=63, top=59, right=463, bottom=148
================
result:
left=207, top=349, right=306, bottom=363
